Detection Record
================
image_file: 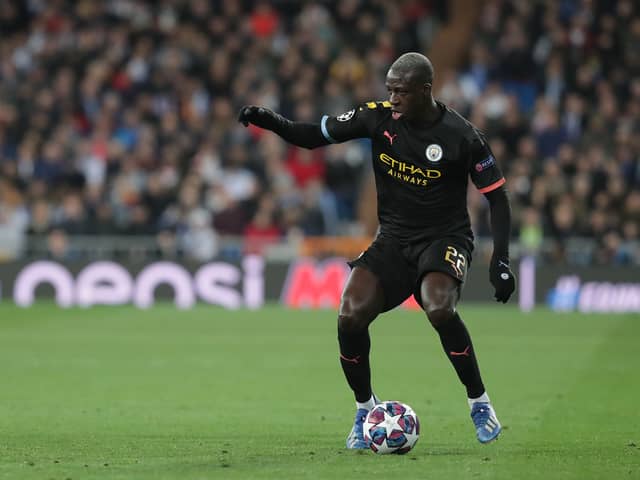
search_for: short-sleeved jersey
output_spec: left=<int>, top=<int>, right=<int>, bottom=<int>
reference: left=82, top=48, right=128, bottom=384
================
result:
left=320, top=100, right=505, bottom=244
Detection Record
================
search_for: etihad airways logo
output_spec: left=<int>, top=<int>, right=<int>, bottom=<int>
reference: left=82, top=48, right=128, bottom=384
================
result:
left=378, top=153, right=441, bottom=186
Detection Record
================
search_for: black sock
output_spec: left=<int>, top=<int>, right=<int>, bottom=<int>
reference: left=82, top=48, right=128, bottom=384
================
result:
left=338, top=327, right=372, bottom=403
left=435, top=312, right=485, bottom=398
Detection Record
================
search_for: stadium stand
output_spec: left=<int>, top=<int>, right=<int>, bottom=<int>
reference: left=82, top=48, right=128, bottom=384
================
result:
left=0, top=0, right=637, bottom=265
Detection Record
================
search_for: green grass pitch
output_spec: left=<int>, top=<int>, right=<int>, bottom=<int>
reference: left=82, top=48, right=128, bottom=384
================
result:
left=0, top=303, right=638, bottom=479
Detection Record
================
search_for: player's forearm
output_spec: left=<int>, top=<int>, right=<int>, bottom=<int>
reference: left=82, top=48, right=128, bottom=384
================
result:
left=239, top=106, right=330, bottom=149
left=271, top=117, right=329, bottom=149
left=485, top=186, right=511, bottom=259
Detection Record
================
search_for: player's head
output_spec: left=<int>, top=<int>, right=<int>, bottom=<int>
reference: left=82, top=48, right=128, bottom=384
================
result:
left=385, top=52, right=435, bottom=121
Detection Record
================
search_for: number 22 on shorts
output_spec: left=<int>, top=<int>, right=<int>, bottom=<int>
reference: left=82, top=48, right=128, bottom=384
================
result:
left=444, top=246, right=466, bottom=279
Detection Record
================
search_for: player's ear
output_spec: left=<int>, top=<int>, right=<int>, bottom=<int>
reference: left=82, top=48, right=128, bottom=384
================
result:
left=422, top=83, right=431, bottom=101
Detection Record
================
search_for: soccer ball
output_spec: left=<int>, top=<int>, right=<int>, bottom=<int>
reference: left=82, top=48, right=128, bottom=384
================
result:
left=363, top=401, right=420, bottom=454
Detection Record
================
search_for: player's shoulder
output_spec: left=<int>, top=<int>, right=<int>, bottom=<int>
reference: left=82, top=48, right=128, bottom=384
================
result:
left=438, top=102, right=484, bottom=142
left=361, top=100, right=392, bottom=111
left=332, top=100, right=391, bottom=123
left=334, top=100, right=391, bottom=126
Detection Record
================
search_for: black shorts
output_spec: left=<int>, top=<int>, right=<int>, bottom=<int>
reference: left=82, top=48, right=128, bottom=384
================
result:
left=347, top=233, right=473, bottom=312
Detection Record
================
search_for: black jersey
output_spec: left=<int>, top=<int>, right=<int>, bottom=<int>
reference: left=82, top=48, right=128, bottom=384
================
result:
left=320, top=100, right=505, bottom=244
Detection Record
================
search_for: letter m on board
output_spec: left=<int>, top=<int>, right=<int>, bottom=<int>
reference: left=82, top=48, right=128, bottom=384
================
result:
left=281, top=259, right=349, bottom=308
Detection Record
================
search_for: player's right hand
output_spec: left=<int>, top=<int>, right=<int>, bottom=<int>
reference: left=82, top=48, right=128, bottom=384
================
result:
left=238, top=105, right=279, bottom=130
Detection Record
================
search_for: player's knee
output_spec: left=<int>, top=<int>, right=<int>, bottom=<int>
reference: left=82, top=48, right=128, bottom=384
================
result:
left=337, top=314, right=366, bottom=335
left=424, top=303, right=455, bottom=329
left=338, top=298, right=373, bottom=334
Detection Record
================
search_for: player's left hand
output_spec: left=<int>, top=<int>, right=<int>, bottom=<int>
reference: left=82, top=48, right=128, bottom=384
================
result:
left=489, top=256, right=516, bottom=303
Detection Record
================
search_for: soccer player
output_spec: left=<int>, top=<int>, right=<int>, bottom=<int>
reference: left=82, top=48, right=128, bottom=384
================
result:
left=238, top=52, right=515, bottom=447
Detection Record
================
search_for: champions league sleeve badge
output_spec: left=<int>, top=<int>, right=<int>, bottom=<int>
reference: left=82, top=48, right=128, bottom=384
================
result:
left=425, top=144, right=443, bottom=162
left=337, top=109, right=355, bottom=121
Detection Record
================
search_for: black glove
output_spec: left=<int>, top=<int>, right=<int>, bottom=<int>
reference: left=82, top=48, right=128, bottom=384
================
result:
left=489, top=256, right=516, bottom=303
left=238, top=105, right=282, bottom=130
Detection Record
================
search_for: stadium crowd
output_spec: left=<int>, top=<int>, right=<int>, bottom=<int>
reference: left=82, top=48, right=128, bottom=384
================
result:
left=0, top=0, right=638, bottom=265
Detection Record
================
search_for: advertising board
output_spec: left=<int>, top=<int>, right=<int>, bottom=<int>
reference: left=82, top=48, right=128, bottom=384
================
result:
left=0, top=257, right=637, bottom=313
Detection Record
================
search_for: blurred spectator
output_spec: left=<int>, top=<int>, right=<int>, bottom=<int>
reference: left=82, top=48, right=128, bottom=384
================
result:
left=209, top=143, right=258, bottom=235
left=46, top=228, right=73, bottom=261
left=244, top=195, right=281, bottom=255
left=519, top=207, right=543, bottom=256
left=181, top=208, right=219, bottom=261
left=0, top=179, right=28, bottom=259
left=285, top=146, right=326, bottom=189
left=27, top=199, right=53, bottom=235
left=56, top=193, right=90, bottom=234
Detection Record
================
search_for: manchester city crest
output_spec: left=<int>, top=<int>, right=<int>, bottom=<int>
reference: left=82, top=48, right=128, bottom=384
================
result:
left=425, top=144, right=443, bottom=162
